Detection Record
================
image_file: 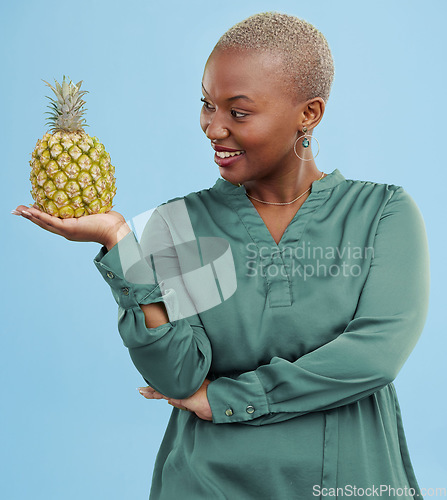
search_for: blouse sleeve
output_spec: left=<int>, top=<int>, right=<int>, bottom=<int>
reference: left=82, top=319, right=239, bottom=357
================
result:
left=94, top=209, right=212, bottom=400
left=206, top=187, right=430, bottom=425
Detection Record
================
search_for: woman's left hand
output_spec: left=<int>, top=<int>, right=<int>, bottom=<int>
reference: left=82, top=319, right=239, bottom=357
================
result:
left=138, top=379, right=213, bottom=421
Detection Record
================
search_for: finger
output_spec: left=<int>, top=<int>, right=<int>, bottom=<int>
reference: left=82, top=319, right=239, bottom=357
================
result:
left=14, top=205, right=67, bottom=235
left=168, top=398, right=188, bottom=409
left=15, top=204, right=42, bottom=215
left=22, top=206, right=67, bottom=230
left=138, top=387, right=167, bottom=400
left=152, top=393, right=167, bottom=400
left=137, top=386, right=155, bottom=395
left=138, top=389, right=159, bottom=399
left=168, top=398, right=181, bottom=406
left=168, top=402, right=189, bottom=411
left=139, top=392, right=162, bottom=400
left=13, top=205, right=35, bottom=218
left=23, top=214, right=64, bottom=236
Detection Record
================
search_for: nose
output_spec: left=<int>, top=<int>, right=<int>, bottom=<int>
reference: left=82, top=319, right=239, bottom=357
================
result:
left=202, top=112, right=230, bottom=141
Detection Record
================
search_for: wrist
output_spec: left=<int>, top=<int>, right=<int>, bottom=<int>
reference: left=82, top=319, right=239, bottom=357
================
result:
left=104, top=222, right=131, bottom=251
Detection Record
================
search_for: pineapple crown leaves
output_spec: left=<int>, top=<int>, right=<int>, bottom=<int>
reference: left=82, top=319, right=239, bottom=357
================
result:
left=43, top=75, right=90, bottom=133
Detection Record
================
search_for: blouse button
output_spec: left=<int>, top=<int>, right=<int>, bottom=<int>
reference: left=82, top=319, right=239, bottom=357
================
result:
left=122, top=287, right=129, bottom=296
left=225, top=408, right=234, bottom=417
left=246, top=405, right=255, bottom=414
left=106, top=271, right=115, bottom=279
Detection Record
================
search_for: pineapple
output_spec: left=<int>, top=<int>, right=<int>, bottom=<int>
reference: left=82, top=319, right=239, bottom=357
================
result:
left=30, top=76, right=116, bottom=218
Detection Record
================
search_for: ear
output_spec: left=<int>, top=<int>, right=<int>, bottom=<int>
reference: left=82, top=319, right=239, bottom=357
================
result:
left=300, top=97, right=325, bottom=131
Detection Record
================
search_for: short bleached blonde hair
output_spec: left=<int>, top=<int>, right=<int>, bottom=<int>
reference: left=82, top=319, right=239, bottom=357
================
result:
left=213, top=12, right=335, bottom=104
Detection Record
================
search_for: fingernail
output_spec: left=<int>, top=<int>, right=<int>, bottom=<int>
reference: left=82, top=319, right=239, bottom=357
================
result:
left=11, top=210, right=20, bottom=215
left=22, top=210, right=32, bottom=216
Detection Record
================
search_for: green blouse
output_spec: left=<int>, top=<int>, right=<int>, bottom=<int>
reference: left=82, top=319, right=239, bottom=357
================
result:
left=94, top=169, right=429, bottom=499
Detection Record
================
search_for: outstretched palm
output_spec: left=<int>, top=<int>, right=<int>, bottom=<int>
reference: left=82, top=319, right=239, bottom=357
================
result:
left=13, top=205, right=129, bottom=248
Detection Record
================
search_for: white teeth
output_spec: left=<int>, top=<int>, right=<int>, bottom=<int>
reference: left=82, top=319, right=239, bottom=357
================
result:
left=215, top=150, right=244, bottom=158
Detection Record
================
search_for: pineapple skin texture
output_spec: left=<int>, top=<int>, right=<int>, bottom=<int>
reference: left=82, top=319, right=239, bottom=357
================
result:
left=30, top=130, right=116, bottom=218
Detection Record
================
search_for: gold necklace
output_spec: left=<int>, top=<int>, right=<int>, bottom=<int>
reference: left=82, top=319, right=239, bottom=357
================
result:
left=245, top=172, right=325, bottom=206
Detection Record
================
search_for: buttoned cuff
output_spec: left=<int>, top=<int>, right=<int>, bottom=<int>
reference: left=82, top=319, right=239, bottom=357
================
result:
left=93, top=231, right=163, bottom=309
left=207, top=371, right=271, bottom=424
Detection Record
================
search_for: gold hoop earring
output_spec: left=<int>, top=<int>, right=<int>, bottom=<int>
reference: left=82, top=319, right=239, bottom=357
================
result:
left=294, top=127, right=320, bottom=161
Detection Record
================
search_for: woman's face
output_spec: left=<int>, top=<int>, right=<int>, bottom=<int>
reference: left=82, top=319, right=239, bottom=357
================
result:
left=200, top=48, right=306, bottom=185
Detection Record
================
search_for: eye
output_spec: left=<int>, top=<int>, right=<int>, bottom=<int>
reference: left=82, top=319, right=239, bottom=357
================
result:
left=231, top=109, right=248, bottom=118
left=200, top=97, right=215, bottom=110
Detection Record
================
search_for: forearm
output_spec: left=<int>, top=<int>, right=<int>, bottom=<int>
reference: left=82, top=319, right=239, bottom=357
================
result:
left=103, top=221, right=170, bottom=328
left=125, top=311, right=212, bottom=399
left=207, top=327, right=417, bottom=426
left=95, top=229, right=212, bottom=398
left=207, top=187, right=430, bottom=425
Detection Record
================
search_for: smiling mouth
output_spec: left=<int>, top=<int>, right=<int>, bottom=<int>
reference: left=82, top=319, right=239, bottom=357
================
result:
left=215, top=150, right=245, bottom=159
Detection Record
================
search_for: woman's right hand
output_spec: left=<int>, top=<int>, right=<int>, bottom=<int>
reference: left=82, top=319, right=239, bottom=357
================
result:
left=13, top=204, right=131, bottom=250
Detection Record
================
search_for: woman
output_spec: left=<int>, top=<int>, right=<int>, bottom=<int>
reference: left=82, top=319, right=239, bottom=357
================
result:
left=15, top=12, right=429, bottom=500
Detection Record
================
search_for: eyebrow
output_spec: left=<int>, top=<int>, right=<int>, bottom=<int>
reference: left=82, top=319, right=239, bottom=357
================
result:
left=202, top=83, right=255, bottom=104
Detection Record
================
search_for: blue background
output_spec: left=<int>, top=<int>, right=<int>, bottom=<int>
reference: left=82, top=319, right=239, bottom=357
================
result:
left=1, top=0, right=445, bottom=498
